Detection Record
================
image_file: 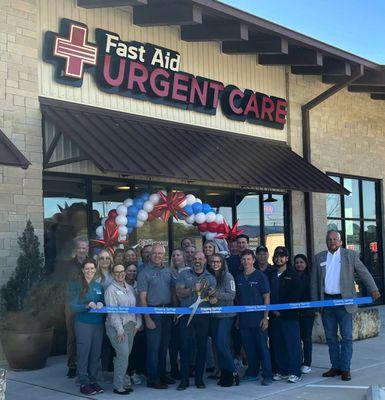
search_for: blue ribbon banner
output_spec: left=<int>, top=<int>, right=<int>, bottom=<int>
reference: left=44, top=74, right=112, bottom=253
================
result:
left=90, top=296, right=372, bottom=314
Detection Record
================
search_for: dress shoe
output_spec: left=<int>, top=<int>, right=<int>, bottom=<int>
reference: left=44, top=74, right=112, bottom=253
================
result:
left=341, top=371, right=351, bottom=381
left=195, top=381, right=206, bottom=389
left=147, top=382, right=168, bottom=389
left=322, top=368, right=342, bottom=377
left=113, top=388, right=133, bottom=395
left=160, top=376, right=176, bottom=385
left=177, top=381, right=189, bottom=391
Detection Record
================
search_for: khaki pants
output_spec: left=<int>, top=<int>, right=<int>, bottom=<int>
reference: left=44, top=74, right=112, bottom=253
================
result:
left=65, top=303, right=77, bottom=369
left=106, top=322, right=135, bottom=391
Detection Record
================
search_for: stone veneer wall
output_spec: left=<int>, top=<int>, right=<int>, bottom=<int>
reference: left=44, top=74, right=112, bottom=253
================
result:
left=288, top=72, right=385, bottom=256
left=0, top=0, right=42, bottom=290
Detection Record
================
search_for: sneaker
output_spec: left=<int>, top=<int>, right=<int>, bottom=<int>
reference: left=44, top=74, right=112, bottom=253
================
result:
left=91, top=383, right=104, bottom=394
left=80, top=384, right=97, bottom=395
left=273, top=373, right=284, bottom=381
left=241, top=375, right=258, bottom=382
left=287, top=375, right=302, bottom=383
left=301, top=366, right=312, bottom=374
left=131, top=373, right=142, bottom=385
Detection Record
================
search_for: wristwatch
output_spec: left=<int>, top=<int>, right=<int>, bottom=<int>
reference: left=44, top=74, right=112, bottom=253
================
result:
left=264, top=316, right=270, bottom=320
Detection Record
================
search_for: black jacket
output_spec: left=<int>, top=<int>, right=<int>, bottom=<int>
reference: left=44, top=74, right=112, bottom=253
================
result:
left=296, top=270, right=315, bottom=318
left=270, top=267, right=302, bottom=319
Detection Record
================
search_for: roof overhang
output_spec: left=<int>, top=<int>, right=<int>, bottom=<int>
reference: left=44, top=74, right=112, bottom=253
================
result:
left=0, top=129, right=30, bottom=169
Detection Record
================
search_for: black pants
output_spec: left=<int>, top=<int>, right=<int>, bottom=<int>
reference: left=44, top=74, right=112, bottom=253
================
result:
left=179, top=315, right=210, bottom=383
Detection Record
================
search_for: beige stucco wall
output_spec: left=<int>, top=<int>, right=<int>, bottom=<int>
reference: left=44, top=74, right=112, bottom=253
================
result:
left=288, top=73, right=385, bottom=256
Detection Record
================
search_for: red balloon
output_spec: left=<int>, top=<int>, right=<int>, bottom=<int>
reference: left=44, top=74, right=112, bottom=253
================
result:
left=198, top=222, right=208, bottom=232
left=108, top=209, right=118, bottom=219
left=218, top=224, right=226, bottom=233
left=207, top=222, right=219, bottom=233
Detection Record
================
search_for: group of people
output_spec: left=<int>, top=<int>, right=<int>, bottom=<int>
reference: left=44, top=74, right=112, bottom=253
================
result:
left=64, top=230, right=380, bottom=396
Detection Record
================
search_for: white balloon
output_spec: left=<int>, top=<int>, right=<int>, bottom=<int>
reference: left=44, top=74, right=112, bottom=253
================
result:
left=143, top=200, right=154, bottom=213
left=115, top=215, right=128, bottom=226
left=185, top=215, right=195, bottom=224
left=215, top=214, right=224, bottom=225
left=179, top=199, right=187, bottom=208
left=116, top=204, right=127, bottom=216
left=195, top=198, right=202, bottom=204
left=118, top=226, right=128, bottom=236
left=195, top=212, right=206, bottom=224
left=96, top=225, right=104, bottom=238
left=149, top=193, right=161, bottom=205
left=185, top=194, right=196, bottom=205
left=205, top=232, right=217, bottom=240
left=137, top=210, right=149, bottom=222
left=124, top=198, right=133, bottom=207
left=136, top=220, right=144, bottom=228
left=101, top=217, right=107, bottom=226
left=200, top=230, right=208, bottom=236
left=118, top=235, right=126, bottom=243
left=205, top=212, right=216, bottom=223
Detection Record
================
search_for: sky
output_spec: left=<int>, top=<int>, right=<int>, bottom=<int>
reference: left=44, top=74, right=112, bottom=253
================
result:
left=222, top=0, right=385, bottom=64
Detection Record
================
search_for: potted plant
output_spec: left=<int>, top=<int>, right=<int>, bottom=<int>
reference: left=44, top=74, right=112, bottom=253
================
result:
left=0, top=220, right=54, bottom=370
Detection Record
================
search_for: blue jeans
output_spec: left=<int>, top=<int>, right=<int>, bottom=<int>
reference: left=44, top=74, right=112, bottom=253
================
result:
left=212, top=317, right=235, bottom=372
left=270, top=318, right=301, bottom=377
left=146, top=314, right=172, bottom=384
left=299, top=316, right=315, bottom=367
left=240, top=324, right=272, bottom=379
left=322, top=306, right=353, bottom=371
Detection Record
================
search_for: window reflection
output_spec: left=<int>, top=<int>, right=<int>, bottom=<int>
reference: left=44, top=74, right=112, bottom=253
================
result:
left=344, top=179, right=360, bottom=218
left=264, top=194, right=285, bottom=257
left=327, top=176, right=341, bottom=218
left=236, top=193, right=261, bottom=251
left=345, top=220, right=361, bottom=253
left=362, top=181, right=376, bottom=220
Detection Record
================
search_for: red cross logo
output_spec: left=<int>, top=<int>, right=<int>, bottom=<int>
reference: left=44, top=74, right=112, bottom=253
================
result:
left=53, top=23, right=98, bottom=79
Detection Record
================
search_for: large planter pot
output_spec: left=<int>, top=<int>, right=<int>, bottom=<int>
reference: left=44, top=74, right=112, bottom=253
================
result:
left=1, top=327, right=53, bottom=371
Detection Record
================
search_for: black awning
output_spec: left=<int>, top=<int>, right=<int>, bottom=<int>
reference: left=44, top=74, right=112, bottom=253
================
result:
left=0, top=128, right=30, bottom=169
left=40, top=97, right=347, bottom=194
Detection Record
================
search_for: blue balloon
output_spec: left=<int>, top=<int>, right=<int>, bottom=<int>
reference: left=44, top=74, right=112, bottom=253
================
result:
left=192, top=202, right=203, bottom=214
left=127, top=206, right=139, bottom=217
left=133, top=198, right=145, bottom=209
left=127, top=227, right=133, bottom=234
left=202, top=203, right=211, bottom=214
left=209, top=208, right=216, bottom=214
left=183, top=205, right=193, bottom=216
left=127, top=216, right=137, bottom=227
left=140, top=193, right=150, bottom=201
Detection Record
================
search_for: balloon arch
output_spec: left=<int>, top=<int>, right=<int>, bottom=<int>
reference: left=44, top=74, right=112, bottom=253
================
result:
left=93, top=191, right=243, bottom=254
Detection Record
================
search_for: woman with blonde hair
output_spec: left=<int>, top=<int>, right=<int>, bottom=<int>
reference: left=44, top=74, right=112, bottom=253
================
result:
left=95, top=249, right=114, bottom=290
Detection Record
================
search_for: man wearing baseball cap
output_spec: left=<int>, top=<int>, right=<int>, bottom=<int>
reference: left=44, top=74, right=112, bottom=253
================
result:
left=255, top=245, right=274, bottom=279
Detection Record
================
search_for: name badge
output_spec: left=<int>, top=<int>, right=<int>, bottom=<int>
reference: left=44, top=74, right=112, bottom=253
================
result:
left=320, top=261, right=326, bottom=267
left=116, top=290, right=124, bottom=295
left=96, top=290, right=102, bottom=295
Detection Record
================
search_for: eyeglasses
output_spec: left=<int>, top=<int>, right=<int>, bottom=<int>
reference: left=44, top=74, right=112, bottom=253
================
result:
left=113, top=271, right=126, bottom=275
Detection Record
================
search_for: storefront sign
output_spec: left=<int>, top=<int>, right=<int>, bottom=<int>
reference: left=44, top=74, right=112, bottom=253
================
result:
left=43, top=19, right=288, bottom=129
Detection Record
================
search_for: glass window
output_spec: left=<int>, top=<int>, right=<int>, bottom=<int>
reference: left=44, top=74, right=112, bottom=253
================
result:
left=327, top=176, right=341, bottom=218
left=43, top=176, right=88, bottom=271
left=362, top=180, right=376, bottom=220
left=344, top=178, right=360, bottom=219
left=363, top=221, right=380, bottom=276
left=345, top=220, right=361, bottom=253
left=264, top=194, right=285, bottom=255
left=236, top=193, right=261, bottom=251
left=136, top=184, right=169, bottom=260
left=327, top=219, right=342, bottom=233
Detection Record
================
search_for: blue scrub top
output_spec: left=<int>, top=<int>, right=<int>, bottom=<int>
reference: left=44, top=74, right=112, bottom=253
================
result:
left=235, top=269, right=270, bottom=328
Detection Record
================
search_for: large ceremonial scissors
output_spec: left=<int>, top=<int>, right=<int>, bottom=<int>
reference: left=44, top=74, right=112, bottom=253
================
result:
left=186, top=277, right=216, bottom=326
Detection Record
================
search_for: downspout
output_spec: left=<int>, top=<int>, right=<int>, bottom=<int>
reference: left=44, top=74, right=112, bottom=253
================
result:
left=301, top=64, right=364, bottom=262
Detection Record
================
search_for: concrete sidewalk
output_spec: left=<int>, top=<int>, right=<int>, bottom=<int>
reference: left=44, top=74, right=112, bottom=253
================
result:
left=5, top=306, right=385, bottom=400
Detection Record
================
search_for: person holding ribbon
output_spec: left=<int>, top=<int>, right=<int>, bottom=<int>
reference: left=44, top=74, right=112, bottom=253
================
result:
left=294, top=254, right=315, bottom=375
left=269, top=246, right=302, bottom=384
left=137, top=244, right=175, bottom=389
left=68, top=258, right=104, bottom=396
left=235, top=249, right=272, bottom=386
left=208, top=253, right=239, bottom=387
left=105, top=264, right=142, bottom=395
left=311, top=230, right=380, bottom=381
left=175, top=251, right=216, bottom=390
